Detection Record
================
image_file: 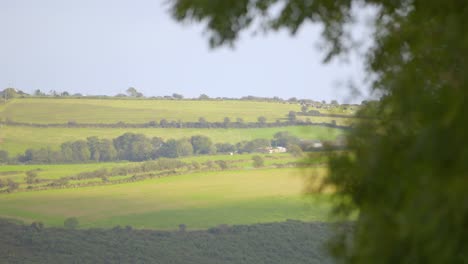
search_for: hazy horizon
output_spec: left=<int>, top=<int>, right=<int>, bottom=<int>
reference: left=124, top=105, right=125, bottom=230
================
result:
left=1, top=0, right=370, bottom=103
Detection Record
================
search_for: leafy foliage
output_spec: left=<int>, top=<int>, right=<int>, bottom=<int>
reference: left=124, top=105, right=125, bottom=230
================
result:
left=170, top=0, right=468, bottom=263
left=252, top=155, right=265, bottom=167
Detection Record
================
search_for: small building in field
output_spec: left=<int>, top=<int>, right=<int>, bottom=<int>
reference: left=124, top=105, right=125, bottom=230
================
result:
left=257, top=146, right=288, bottom=154
left=312, top=141, right=323, bottom=149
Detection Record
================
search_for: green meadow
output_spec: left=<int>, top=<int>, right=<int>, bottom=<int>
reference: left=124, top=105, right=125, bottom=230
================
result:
left=0, top=167, right=330, bottom=230
left=0, top=97, right=340, bottom=231
left=0, top=98, right=301, bottom=124
left=0, top=153, right=305, bottom=184
left=0, top=125, right=344, bottom=155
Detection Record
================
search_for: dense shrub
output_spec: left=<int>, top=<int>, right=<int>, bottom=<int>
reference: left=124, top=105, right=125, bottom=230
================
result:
left=252, top=155, right=264, bottom=168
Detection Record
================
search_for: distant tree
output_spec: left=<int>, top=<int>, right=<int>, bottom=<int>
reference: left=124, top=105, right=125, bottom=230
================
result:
left=30, top=221, right=44, bottom=232
left=241, top=139, right=270, bottom=153
left=71, top=141, right=91, bottom=162
left=158, top=139, right=179, bottom=158
left=287, top=144, right=303, bottom=157
left=236, top=117, right=244, bottom=124
left=131, top=138, right=154, bottom=161
left=60, top=142, right=74, bottom=162
left=198, top=117, right=207, bottom=125
left=178, top=224, right=186, bottom=232
left=151, top=137, right=165, bottom=158
left=204, top=160, right=215, bottom=169
left=272, top=132, right=300, bottom=147
left=33, top=89, right=45, bottom=96
left=215, top=143, right=235, bottom=153
left=330, top=100, right=339, bottom=105
left=87, top=137, right=101, bottom=161
left=191, top=161, right=201, bottom=170
left=64, top=217, right=79, bottom=229
left=175, top=139, right=193, bottom=157
left=252, top=155, right=264, bottom=168
left=288, top=97, right=297, bottom=103
left=98, top=139, right=117, bottom=162
left=0, top=150, right=8, bottom=163
left=61, top=91, right=70, bottom=97
left=172, top=93, right=184, bottom=99
left=257, top=116, right=267, bottom=124
left=126, top=87, right=143, bottom=97
left=288, top=111, right=297, bottom=121
left=2, top=88, right=19, bottom=100
left=223, top=117, right=231, bottom=125
left=308, top=110, right=321, bottom=116
left=21, top=148, right=55, bottom=163
left=25, top=171, right=38, bottom=184
left=0, top=179, right=4, bottom=188
left=115, top=93, right=127, bottom=97
left=198, top=94, right=210, bottom=100
left=215, top=160, right=228, bottom=170
left=159, top=118, right=168, bottom=127
left=191, top=135, right=214, bottom=155
left=113, top=133, right=152, bottom=161
left=301, top=105, right=308, bottom=113
left=6, top=179, right=19, bottom=192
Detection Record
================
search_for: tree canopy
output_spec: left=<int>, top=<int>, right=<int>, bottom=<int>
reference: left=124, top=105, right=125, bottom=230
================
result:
left=170, top=0, right=468, bottom=263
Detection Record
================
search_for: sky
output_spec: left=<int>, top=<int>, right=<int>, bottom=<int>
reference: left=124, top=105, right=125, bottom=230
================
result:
left=0, top=0, right=371, bottom=103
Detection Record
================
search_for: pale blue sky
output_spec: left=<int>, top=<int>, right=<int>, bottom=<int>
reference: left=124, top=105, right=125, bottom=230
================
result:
left=0, top=0, right=369, bottom=103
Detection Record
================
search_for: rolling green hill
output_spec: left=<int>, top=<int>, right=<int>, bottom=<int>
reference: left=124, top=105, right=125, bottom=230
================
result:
left=0, top=98, right=301, bottom=124
left=0, top=167, right=330, bottom=229
left=0, top=125, right=344, bottom=155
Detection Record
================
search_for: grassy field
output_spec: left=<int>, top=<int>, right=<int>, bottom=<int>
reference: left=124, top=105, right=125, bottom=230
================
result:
left=0, top=153, right=303, bottom=184
left=296, top=115, right=358, bottom=126
left=0, top=167, right=330, bottom=230
left=0, top=125, right=344, bottom=155
left=0, top=98, right=303, bottom=124
left=0, top=162, right=133, bottom=182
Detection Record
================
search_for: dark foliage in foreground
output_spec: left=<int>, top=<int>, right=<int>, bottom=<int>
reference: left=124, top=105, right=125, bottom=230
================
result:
left=0, top=219, right=334, bottom=264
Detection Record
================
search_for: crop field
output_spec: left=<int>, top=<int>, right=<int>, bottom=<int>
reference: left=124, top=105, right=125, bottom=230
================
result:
left=0, top=167, right=331, bottom=230
left=0, top=125, right=344, bottom=155
left=0, top=98, right=302, bottom=124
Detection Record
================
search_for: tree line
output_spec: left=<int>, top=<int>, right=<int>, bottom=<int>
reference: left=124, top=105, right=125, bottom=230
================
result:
left=2, top=87, right=359, bottom=107
left=0, top=117, right=352, bottom=129
left=3, top=131, right=324, bottom=164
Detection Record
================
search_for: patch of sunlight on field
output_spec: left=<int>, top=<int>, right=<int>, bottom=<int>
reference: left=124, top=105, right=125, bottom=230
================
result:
left=0, top=167, right=332, bottom=229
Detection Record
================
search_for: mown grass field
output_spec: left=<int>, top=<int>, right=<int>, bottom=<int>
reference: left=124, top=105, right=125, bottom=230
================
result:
left=0, top=167, right=330, bottom=230
left=0, top=98, right=303, bottom=124
left=0, top=125, right=344, bottom=155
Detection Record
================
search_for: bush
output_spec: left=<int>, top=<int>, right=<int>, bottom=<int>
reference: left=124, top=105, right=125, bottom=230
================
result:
left=25, top=170, right=39, bottom=184
left=64, top=217, right=79, bottom=229
left=215, top=160, right=228, bottom=170
left=288, top=144, right=303, bottom=157
left=252, top=155, right=264, bottom=168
